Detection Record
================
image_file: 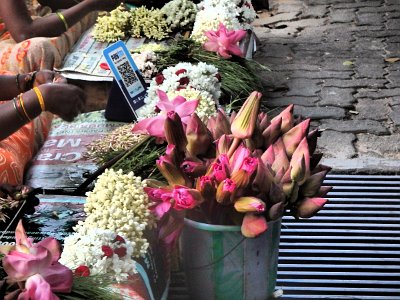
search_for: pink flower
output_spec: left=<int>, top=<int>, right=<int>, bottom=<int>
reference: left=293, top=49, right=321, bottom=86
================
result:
left=18, top=274, right=60, bottom=300
left=144, top=186, right=173, bottom=218
left=172, top=186, right=202, bottom=211
left=203, top=23, right=247, bottom=59
left=132, top=90, right=199, bottom=139
left=2, top=221, right=73, bottom=299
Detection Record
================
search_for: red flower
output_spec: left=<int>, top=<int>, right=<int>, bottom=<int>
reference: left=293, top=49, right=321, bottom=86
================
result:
left=101, top=245, right=114, bottom=258
left=179, top=77, right=190, bottom=86
left=155, top=74, right=165, bottom=85
left=114, top=247, right=127, bottom=258
left=114, top=235, right=126, bottom=244
left=175, top=69, right=187, bottom=75
left=215, top=73, right=222, bottom=82
left=75, top=265, right=90, bottom=277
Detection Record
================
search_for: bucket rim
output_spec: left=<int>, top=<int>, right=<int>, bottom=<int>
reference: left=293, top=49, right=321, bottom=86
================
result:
left=184, top=218, right=281, bottom=232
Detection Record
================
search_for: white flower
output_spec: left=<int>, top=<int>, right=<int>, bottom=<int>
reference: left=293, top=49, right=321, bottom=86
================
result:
left=140, top=62, right=220, bottom=120
left=74, top=169, right=155, bottom=258
left=60, top=229, right=136, bottom=283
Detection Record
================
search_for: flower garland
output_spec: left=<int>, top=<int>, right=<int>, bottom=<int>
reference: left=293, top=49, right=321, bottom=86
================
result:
left=191, top=0, right=257, bottom=43
left=93, top=5, right=131, bottom=42
left=74, top=169, right=155, bottom=258
left=161, top=0, right=198, bottom=31
left=140, top=62, right=220, bottom=120
left=60, top=229, right=136, bottom=283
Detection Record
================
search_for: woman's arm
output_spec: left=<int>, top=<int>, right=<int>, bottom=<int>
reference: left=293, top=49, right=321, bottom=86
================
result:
left=0, top=0, right=122, bottom=42
left=37, top=0, right=82, bottom=10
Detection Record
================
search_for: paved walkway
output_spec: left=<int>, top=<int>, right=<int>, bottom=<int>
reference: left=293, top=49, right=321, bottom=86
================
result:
left=253, top=0, right=400, bottom=173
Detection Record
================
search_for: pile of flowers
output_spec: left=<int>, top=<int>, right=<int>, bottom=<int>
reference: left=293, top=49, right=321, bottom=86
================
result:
left=191, top=0, right=257, bottom=43
left=140, top=62, right=221, bottom=120
left=60, top=229, right=136, bottom=283
left=161, top=0, right=198, bottom=31
left=93, top=5, right=131, bottom=42
left=74, top=169, right=155, bottom=258
left=131, top=51, right=158, bottom=79
left=135, top=91, right=331, bottom=241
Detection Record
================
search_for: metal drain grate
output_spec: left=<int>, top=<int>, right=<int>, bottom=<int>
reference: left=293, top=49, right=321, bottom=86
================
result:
left=168, top=174, right=400, bottom=300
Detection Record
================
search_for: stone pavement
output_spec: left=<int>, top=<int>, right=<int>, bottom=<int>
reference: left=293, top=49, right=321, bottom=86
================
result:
left=252, top=0, right=400, bottom=173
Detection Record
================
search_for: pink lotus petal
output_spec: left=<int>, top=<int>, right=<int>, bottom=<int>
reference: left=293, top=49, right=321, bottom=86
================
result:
left=153, top=202, right=172, bottom=218
left=241, top=213, right=268, bottom=238
left=20, top=274, right=60, bottom=300
left=37, top=238, right=61, bottom=263
left=42, top=262, right=73, bottom=293
left=15, top=220, right=33, bottom=249
left=3, top=246, right=52, bottom=281
left=175, top=100, right=199, bottom=119
left=132, top=116, right=166, bottom=138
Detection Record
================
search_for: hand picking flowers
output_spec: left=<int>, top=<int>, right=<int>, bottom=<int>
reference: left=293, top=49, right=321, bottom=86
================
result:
left=133, top=91, right=331, bottom=241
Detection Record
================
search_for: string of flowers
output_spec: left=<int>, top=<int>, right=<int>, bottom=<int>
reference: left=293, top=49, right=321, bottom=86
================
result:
left=161, top=0, right=198, bottom=31
left=60, top=229, right=137, bottom=283
left=74, top=169, right=155, bottom=258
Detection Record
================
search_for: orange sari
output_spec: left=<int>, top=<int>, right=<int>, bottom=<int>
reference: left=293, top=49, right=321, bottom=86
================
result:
left=0, top=1, right=97, bottom=73
left=0, top=102, right=52, bottom=185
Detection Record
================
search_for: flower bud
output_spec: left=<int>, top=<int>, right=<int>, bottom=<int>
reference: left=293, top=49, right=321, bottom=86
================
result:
left=271, top=104, right=294, bottom=133
left=294, top=197, right=328, bottom=218
left=271, top=138, right=290, bottom=174
left=234, top=197, right=266, bottom=213
left=241, top=213, right=268, bottom=238
left=164, top=111, right=187, bottom=153
left=157, top=156, right=189, bottom=187
left=216, top=178, right=236, bottom=205
left=302, top=169, right=330, bottom=197
left=290, top=137, right=310, bottom=185
left=186, top=113, right=212, bottom=156
left=217, top=134, right=233, bottom=155
left=268, top=201, right=285, bottom=220
left=290, top=154, right=306, bottom=183
left=231, top=91, right=262, bottom=139
left=262, top=117, right=282, bottom=148
left=172, top=186, right=203, bottom=211
left=196, top=175, right=216, bottom=200
left=181, top=159, right=208, bottom=178
left=282, top=119, right=310, bottom=158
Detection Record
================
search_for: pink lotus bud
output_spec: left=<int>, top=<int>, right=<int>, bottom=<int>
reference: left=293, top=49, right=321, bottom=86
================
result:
left=186, top=113, right=212, bottom=156
left=290, top=154, right=307, bottom=183
left=230, top=144, right=251, bottom=172
left=282, top=119, right=310, bottom=157
left=271, top=104, right=294, bottom=133
left=241, top=213, right=268, bottom=238
left=268, top=201, right=285, bottom=220
left=269, top=181, right=286, bottom=204
left=196, top=175, right=216, bottom=200
left=310, top=153, right=323, bottom=170
left=262, top=117, right=282, bottom=148
left=295, top=197, right=328, bottom=218
left=216, top=178, right=236, bottom=204
left=307, top=128, right=320, bottom=155
left=317, top=185, right=332, bottom=197
left=290, top=137, right=310, bottom=185
left=164, top=111, right=187, bottom=153
left=258, top=112, right=270, bottom=132
left=271, top=138, right=290, bottom=174
left=234, top=197, right=266, bottom=213
left=231, top=91, right=262, bottom=139
left=302, top=169, right=330, bottom=197
left=252, top=158, right=274, bottom=195
left=231, top=169, right=250, bottom=189
left=172, top=186, right=203, bottom=211
left=181, top=159, right=207, bottom=178
left=157, top=156, right=190, bottom=187
left=261, top=145, right=275, bottom=166
left=208, top=109, right=231, bottom=139
left=211, top=162, right=228, bottom=182
left=217, top=134, right=233, bottom=155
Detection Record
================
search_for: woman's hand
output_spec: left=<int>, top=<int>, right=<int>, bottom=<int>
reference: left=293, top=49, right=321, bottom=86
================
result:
left=33, top=70, right=67, bottom=86
left=39, top=83, right=86, bottom=122
left=85, top=0, right=123, bottom=12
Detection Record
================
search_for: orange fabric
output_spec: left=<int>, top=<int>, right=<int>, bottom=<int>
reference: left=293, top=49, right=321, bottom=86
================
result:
left=0, top=104, right=52, bottom=185
left=0, top=2, right=97, bottom=73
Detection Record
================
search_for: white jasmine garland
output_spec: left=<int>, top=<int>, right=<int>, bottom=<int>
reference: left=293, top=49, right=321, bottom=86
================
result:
left=131, top=51, right=158, bottom=79
left=74, top=169, right=155, bottom=258
left=191, top=0, right=256, bottom=43
left=140, top=62, right=220, bottom=120
left=60, top=229, right=136, bottom=282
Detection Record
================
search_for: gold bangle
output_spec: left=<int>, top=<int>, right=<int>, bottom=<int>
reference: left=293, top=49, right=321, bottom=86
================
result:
left=19, top=94, right=32, bottom=121
left=33, top=87, right=45, bottom=111
left=56, top=12, right=69, bottom=31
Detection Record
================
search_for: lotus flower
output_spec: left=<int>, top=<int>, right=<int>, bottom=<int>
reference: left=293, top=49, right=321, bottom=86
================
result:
left=2, top=221, right=73, bottom=300
left=132, top=90, right=199, bottom=139
left=203, top=23, right=247, bottom=59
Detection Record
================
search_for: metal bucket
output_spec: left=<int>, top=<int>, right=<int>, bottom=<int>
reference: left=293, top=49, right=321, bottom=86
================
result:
left=180, top=218, right=281, bottom=300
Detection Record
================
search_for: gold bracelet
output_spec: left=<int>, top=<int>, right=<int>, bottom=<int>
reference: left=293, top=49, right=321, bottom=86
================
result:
left=56, top=12, right=69, bottom=31
left=19, top=94, right=32, bottom=121
left=33, top=87, right=45, bottom=111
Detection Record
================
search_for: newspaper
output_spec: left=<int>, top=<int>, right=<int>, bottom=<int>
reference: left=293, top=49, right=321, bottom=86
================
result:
left=56, top=26, right=146, bottom=82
